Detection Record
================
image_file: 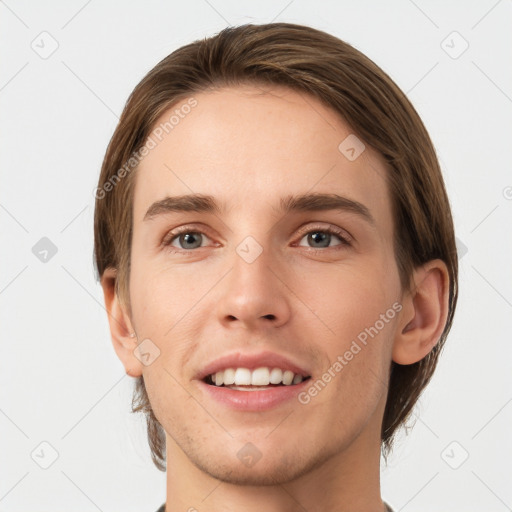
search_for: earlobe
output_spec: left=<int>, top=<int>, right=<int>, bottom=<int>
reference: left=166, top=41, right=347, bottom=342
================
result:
left=100, top=267, right=144, bottom=378
left=392, top=259, right=450, bottom=365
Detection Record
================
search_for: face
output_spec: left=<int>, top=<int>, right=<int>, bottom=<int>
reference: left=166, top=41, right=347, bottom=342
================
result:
left=127, top=84, right=404, bottom=484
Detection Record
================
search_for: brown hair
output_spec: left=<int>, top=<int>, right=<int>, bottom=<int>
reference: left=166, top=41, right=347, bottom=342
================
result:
left=94, top=22, right=458, bottom=471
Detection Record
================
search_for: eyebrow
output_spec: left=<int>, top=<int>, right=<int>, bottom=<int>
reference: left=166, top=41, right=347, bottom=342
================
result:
left=143, top=192, right=375, bottom=226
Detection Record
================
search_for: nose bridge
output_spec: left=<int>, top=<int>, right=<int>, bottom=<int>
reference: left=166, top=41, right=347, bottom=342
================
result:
left=232, top=234, right=272, bottom=289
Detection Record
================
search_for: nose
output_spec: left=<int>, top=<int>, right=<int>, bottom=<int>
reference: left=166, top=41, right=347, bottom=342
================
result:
left=214, top=244, right=292, bottom=331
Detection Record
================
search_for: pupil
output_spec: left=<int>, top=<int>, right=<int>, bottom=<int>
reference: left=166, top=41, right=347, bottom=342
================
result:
left=309, top=231, right=330, bottom=248
left=181, top=233, right=201, bottom=249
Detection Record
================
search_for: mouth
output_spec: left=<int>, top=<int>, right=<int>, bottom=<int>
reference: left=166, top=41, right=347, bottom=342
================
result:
left=203, top=366, right=311, bottom=390
left=196, top=352, right=312, bottom=411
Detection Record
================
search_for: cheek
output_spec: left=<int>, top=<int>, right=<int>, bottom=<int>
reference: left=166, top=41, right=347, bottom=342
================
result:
left=129, top=256, right=191, bottom=329
left=301, top=259, right=399, bottom=345
left=302, top=271, right=397, bottom=432
left=129, top=257, right=205, bottom=372
left=299, top=258, right=399, bottom=405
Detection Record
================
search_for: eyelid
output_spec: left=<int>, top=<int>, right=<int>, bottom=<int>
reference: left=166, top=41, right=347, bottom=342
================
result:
left=160, top=223, right=216, bottom=247
left=294, top=222, right=353, bottom=244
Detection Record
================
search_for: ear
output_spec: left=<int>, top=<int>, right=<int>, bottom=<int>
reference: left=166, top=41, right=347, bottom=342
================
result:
left=100, top=267, right=144, bottom=378
left=392, top=259, right=450, bottom=365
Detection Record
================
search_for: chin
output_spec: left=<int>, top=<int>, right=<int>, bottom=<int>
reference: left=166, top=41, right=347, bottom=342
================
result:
left=187, top=444, right=333, bottom=486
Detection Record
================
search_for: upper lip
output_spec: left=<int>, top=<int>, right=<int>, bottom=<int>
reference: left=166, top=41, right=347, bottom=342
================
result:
left=196, top=350, right=311, bottom=381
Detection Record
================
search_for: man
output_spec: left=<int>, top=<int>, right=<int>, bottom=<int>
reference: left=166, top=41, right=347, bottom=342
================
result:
left=94, top=22, right=458, bottom=512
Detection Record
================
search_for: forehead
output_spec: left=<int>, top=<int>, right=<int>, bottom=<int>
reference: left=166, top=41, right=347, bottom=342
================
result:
left=132, top=84, right=391, bottom=226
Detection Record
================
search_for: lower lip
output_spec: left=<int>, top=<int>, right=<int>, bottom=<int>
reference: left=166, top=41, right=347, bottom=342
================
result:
left=197, top=379, right=311, bottom=411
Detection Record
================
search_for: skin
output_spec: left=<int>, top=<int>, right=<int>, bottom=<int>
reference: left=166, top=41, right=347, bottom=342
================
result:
left=101, top=84, right=449, bottom=512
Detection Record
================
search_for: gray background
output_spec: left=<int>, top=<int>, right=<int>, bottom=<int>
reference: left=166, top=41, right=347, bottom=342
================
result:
left=1, top=0, right=511, bottom=511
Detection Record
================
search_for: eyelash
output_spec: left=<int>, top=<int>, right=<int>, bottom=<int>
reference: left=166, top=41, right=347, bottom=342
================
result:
left=161, top=224, right=352, bottom=255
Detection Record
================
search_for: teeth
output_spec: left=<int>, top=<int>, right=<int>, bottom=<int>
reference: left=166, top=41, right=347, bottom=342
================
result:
left=282, top=370, right=294, bottom=385
left=251, top=367, right=270, bottom=386
left=269, top=368, right=283, bottom=384
left=292, top=374, right=303, bottom=384
left=208, top=367, right=307, bottom=387
left=234, top=368, right=251, bottom=385
left=214, top=370, right=224, bottom=386
left=223, top=368, right=236, bottom=385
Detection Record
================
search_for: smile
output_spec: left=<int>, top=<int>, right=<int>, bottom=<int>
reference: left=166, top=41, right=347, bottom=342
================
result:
left=199, top=367, right=312, bottom=411
left=204, top=366, right=311, bottom=389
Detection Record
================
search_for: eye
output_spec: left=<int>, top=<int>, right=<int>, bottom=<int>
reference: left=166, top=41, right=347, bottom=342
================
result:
left=161, top=224, right=352, bottom=254
left=296, top=226, right=352, bottom=250
left=162, top=228, right=212, bottom=251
